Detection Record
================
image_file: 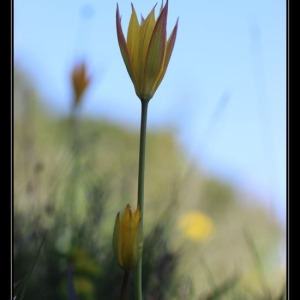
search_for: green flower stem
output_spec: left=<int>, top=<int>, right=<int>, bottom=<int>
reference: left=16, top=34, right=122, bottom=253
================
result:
left=137, top=100, right=149, bottom=219
left=134, top=99, right=149, bottom=300
left=120, top=270, right=130, bottom=300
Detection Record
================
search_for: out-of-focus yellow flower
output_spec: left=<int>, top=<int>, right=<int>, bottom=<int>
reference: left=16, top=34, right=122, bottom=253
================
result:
left=179, top=211, right=214, bottom=243
left=71, top=61, right=91, bottom=107
left=113, top=204, right=143, bottom=271
left=116, top=0, right=178, bottom=101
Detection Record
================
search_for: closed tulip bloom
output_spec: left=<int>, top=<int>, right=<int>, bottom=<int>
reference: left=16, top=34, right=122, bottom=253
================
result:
left=116, top=0, right=178, bottom=101
left=113, top=204, right=143, bottom=271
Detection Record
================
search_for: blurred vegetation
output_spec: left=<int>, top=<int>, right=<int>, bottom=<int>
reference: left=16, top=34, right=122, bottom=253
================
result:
left=13, top=66, right=286, bottom=299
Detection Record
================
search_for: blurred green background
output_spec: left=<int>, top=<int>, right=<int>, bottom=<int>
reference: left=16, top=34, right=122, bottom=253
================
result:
left=13, top=65, right=285, bottom=299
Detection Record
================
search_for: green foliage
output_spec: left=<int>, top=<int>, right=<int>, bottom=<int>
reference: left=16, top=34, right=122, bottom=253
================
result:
left=13, top=66, right=285, bottom=299
left=14, top=236, right=45, bottom=300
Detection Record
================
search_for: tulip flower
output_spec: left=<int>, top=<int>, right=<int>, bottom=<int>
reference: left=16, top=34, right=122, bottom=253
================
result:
left=116, top=0, right=178, bottom=101
left=113, top=204, right=143, bottom=271
left=71, top=61, right=91, bottom=107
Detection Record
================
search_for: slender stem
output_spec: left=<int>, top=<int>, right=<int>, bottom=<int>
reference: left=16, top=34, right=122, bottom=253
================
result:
left=120, top=271, right=130, bottom=300
left=137, top=100, right=148, bottom=216
left=134, top=99, right=149, bottom=300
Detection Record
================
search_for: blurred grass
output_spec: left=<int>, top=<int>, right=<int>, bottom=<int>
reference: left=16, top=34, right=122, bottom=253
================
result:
left=14, top=236, right=45, bottom=300
left=13, top=66, right=286, bottom=299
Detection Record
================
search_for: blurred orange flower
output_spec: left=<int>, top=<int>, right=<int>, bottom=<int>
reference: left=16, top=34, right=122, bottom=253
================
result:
left=71, top=61, right=91, bottom=107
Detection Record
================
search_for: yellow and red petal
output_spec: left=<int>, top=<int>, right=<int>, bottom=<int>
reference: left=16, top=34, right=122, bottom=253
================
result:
left=127, top=4, right=140, bottom=82
left=116, top=4, right=135, bottom=83
left=143, top=1, right=168, bottom=99
left=152, top=17, right=178, bottom=94
left=137, top=5, right=157, bottom=89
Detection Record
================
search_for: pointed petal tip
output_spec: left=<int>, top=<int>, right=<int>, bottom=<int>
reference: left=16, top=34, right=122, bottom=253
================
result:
left=164, top=0, right=169, bottom=10
left=174, top=17, right=179, bottom=30
left=169, top=17, right=179, bottom=38
left=116, top=3, right=121, bottom=20
left=131, top=2, right=139, bottom=14
left=159, top=0, right=168, bottom=19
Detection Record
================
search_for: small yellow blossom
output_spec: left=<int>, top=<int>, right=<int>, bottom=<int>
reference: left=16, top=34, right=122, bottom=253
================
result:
left=113, top=204, right=143, bottom=271
left=179, top=211, right=214, bottom=242
left=116, top=0, right=178, bottom=101
left=71, top=61, right=91, bottom=107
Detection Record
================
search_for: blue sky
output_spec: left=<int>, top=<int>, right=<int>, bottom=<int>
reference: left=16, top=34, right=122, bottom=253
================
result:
left=14, top=0, right=286, bottom=226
